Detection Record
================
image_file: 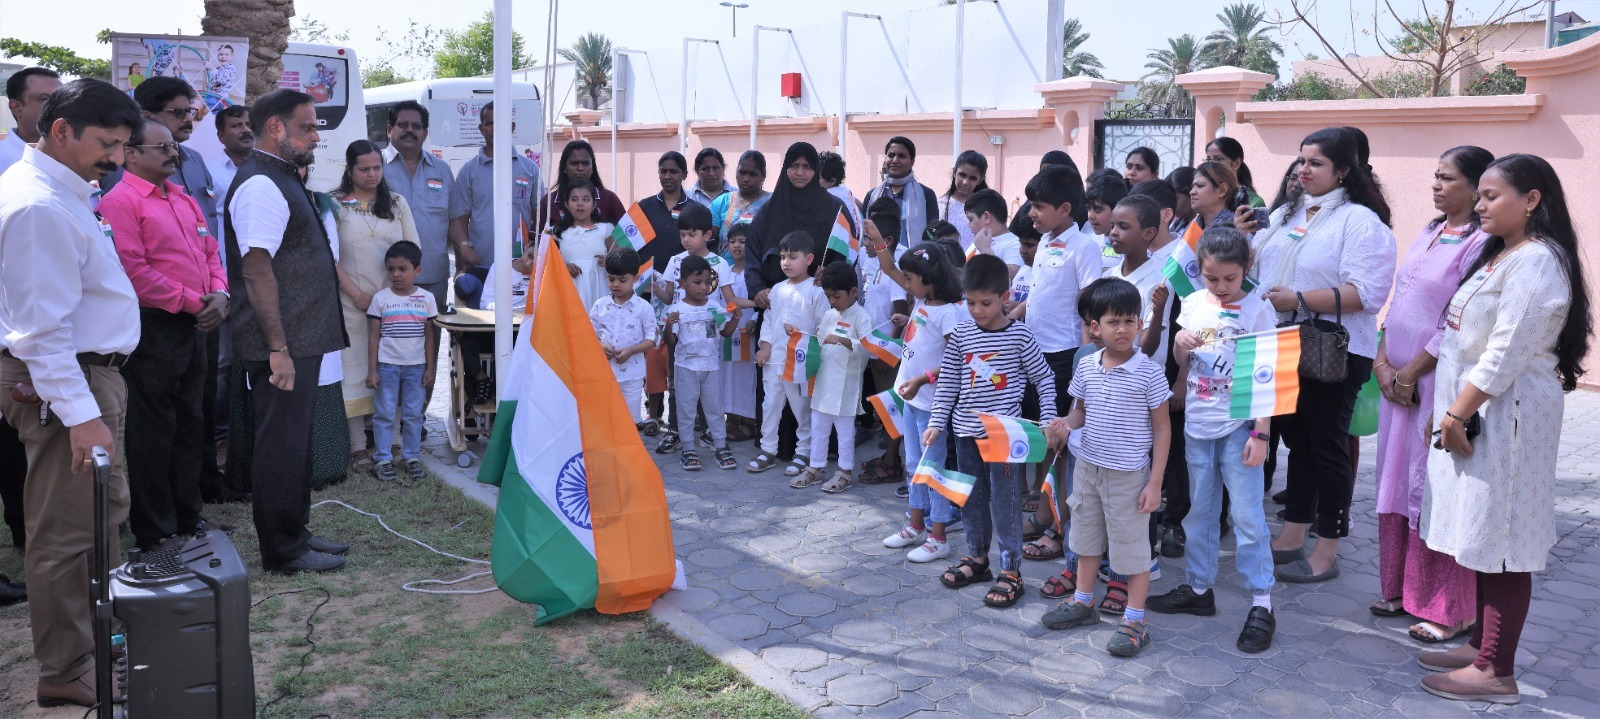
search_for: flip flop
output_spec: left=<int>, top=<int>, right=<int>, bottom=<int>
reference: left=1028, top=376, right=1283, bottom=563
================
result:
left=1410, top=621, right=1474, bottom=644
left=1370, top=598, right=1409, bottom=617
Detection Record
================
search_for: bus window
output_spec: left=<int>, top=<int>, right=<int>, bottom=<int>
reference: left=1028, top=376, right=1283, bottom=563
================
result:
left=278, top=53, right=349, bottom=130
left=367, top=103, right=394, bottom=149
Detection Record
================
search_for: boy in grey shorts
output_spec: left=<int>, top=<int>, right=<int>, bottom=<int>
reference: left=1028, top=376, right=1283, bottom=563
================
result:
left=1040, top=277, right=1171, bottom=658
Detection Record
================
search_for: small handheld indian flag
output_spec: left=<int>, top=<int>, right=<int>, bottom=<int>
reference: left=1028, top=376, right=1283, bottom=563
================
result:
left=721, top=326, right=753, bottom=362
left=782, top=331, right=821, bottom=392
left=1042, top=465, right=1062, bottom=534
left=610, top=202, right=656, bottom=252
left=866, top=388, right=906, bottom=440
left=976, top=413, right=1049, bottom=464
left=632, top=259, right=657, bottom=298
left=911, top=458, right=975, bottom=506
left=862, top=330, right=904, bottom=366
left=1230, top=327, right=1302, bottom=420
left=825, top=208, right=856, bottom=264
left=1161, top=217, right=1257, bottom=297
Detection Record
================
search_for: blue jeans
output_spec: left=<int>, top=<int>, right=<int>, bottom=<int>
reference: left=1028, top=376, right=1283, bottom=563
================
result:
left=373, top=363, right=426, bottom=462
left=902, top=404, right=956, bottom=524
left=1183, top=425, right=1274, bottom=596
left=956, top=436, right=1024, bottom=572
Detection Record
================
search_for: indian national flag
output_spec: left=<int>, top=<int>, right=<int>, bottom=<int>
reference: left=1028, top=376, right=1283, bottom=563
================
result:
left=477, top=237, right=679, bottom=624
left=782, top=331, right=821, bottom=392
left=1042, top=466, right=1062, bottom=534
left=721, top=326, right=753, bottom=362
left=866, top=388, right=905, bottom=440
left=975, top=413, right=1048, bottom=464
left=632, top=259, right=657, bottom=298
left=610, top=202, right=656, bottom=252
left=825, top=208, right=856, bottom=263
left=862, top=330, right=904, bottom=366
left=911, top=458, right=975, bottom=506
left=1161, top=217, right=1257, bottom=297
left=1230, top=327, right=1303, bottom=420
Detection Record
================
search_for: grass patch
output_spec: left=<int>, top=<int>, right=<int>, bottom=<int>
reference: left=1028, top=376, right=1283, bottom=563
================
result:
left=0, top=471, right=804, bottom=719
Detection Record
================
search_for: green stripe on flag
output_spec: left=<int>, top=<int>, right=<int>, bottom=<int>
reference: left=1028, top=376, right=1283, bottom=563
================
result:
left=805, top=335, right=822, bottom=379
left=826, top=234, right=855, bottom=264
left=1161, top=256, right=1199, bottom=297
left=1019, top=422, right=1048, bottom=463
left=1230, top=336, right=1258, bottom=420
left=477, top=400, right=601, bottom=624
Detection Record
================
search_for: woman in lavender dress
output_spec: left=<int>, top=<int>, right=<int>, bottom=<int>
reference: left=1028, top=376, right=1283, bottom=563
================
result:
left=1370, top=146, right=1492, bottom=643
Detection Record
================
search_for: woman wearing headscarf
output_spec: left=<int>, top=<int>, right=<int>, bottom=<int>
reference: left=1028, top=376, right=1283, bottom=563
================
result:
left=743, top=142, right=854, bottom=304
left=862, top=136, right=938, bottom=250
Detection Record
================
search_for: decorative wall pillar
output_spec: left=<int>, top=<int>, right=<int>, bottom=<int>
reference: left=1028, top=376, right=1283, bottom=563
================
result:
left=1034, top=77, right=1125, bottom=174
left=1174, top=66, right=1275, bottom=166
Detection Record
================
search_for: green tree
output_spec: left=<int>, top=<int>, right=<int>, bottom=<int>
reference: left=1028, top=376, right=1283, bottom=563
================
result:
left=363, top=64, right=412, bottom=89
left=1061, top=18, right=1105, bottom=79
left=0, top=29, right=113, bottom=80
left=1140, top=34, right=1203, bottom=110
left=1389, top=16, right=1443, bottom=54
left=1201, top=2, right=1282, bottom=77
left=435, top=12, right=532, bottom=78
left=557, top=32, right=612, bottom=110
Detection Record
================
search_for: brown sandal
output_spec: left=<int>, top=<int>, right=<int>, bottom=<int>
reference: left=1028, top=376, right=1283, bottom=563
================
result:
left=1023, top=529, right=1064, bottom=561
left=789, top=467, right=825, bottom=489
left=347, top=450, right=374, bottom=476
left=820, top=470, right=853, bottom=493
left=984, top=571, right=1024, bottom=608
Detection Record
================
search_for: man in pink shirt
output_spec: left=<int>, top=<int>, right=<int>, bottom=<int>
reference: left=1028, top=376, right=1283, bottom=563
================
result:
left=98, top=119, right=229, bottom=551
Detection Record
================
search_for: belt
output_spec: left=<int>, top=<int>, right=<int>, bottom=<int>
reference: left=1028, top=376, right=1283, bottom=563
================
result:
left=1, top=349, right=131, bottom=368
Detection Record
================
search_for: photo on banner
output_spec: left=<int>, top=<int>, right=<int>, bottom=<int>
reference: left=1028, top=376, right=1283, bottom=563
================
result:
left=109, top=33, right=250, bottom=113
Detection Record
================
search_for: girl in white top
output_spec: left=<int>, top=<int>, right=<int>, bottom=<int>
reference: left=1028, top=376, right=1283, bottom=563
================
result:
left=877, top=244, right=970, bottom=563
left=1251, top=128, right=1396, bottom=584
left=552, top=182, right=614, bottom=311
left=936, top=150, right=989, bottom=250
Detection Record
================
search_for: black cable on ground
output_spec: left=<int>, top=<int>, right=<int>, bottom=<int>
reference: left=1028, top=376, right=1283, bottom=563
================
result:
left=253, top=587, right=334, bottom=718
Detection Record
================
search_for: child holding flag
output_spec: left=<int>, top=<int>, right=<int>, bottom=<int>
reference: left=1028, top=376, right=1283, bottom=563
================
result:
left=750, top=232, right=829, bottom=476
left=791, top=262, right=872, bottom=492
left=592, top=248, right=659, bottom=429
left=927, top=255, right=1057, bottom=609
left=1041, top=277, right=1171, bottom=658
left=660, top=203, right=732, bottom=304
left=719, top=224, right=760, bottom=441
left=662, top=255, right=738, bottom=471
left=879, top=244, right=967, bottom=562
left=1147, top=226, right=1280, bottom=653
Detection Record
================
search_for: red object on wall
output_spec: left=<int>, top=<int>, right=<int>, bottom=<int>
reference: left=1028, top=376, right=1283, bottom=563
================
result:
left=780, top=72, right=802, bottom=98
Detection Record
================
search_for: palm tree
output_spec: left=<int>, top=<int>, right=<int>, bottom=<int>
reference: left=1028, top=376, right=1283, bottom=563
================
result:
left=1140, top=34, right=1203, bottom=110
left=558, top=32, right=613, bottom=111
left=201, top=0, right=294, bottom=101
left=1201, top=2, right=1283, bottom=77
left=1061, top=18, right=1105, bottom=79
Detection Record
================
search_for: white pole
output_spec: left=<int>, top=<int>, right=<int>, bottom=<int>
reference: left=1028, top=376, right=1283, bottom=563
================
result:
left=953, top=0, right=965, bottom=165
left=679, top=37, right=689, bottom=157
left=749, top=29, right=760, bottom=151
left=492, top=0, right=513, bottom=395
left=838, top=12, right=848, bottom=152
left=611, top=46, right=620, bottom=188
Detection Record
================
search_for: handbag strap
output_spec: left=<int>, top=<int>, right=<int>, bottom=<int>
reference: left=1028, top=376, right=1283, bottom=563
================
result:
left=1306, top=286, right=1344, bottom=327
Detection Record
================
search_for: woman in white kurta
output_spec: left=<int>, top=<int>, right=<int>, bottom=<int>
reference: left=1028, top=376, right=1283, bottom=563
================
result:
left=1419, top=154, right=1590, bottom=706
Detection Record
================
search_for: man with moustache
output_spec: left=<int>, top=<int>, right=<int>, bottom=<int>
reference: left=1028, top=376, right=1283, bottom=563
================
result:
left=98, top=118, right=229, bottom=552
left=101, top=77, right=220, bottom=234
left=0, top=66, right=62, bottom=605
left=0, top=78, right=144, bottom=709
left=205, top=104, right=253, bottom=491
left=382, top=100, right=451, bottom=394
left=223, top=90, right=348, bottom=574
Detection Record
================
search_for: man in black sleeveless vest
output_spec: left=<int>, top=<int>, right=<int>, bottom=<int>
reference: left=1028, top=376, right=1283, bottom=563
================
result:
left=223, top=90, right=349, bottom=573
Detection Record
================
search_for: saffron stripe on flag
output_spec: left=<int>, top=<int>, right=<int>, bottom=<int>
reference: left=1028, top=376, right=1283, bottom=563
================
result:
left=1229, top=327, right=1302, bottom=420
left=866, top=389, right=905, bottom=440
left=862, top=329, right=904, bottom=367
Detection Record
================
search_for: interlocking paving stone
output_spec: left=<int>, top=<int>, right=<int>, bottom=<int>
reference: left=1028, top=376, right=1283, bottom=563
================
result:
left=418, top=366, right=1600, bottom=719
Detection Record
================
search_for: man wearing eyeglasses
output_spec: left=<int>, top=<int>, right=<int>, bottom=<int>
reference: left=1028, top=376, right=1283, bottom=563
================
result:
left=99, top=78, right=219, bottom=240
left=97, top=118, right=228, bottom=553
left=382, top=100, right=452, bottom=402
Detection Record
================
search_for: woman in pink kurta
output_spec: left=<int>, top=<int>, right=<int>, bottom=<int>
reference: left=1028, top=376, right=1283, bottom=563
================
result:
left=1371, top=146, right=1492, bottom=642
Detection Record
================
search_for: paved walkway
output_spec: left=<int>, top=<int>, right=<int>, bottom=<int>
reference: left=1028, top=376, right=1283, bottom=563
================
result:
left=416, top=384, right=1600, bottom=718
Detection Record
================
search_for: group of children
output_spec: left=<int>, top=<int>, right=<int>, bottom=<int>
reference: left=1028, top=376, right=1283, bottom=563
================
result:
left=550, top=156, right=1285, bottom=661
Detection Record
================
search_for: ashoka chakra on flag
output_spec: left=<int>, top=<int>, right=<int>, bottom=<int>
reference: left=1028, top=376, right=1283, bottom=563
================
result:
left=556, top=453, right=592, bottom=529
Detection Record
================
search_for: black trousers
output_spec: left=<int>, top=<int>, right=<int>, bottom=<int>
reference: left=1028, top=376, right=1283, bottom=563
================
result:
left=244, top=355, right=321, bottom=566
left=0, top=417, right=24, bottom=549
left=123, top=311, right=208, bottom=548
left=1280, top=353, right=1372, bottom=539
left=198, top=326, right=233, bottom=501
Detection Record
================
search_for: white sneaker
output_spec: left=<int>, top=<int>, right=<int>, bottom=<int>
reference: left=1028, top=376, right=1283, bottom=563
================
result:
left=883, top=524, right=926, bottom=549
left=907, top=536, right=950, bottom=563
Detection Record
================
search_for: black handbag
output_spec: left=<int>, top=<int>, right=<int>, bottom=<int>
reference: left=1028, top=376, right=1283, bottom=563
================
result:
left=1285, top=287, right=1350, bottom=383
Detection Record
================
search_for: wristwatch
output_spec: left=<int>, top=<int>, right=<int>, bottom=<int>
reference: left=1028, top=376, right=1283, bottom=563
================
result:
left=1248, top=430, right=1269, bottom=442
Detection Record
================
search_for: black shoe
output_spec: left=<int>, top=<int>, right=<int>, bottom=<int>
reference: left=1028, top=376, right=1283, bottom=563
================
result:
left=655, top=431, right=680, bottom=454
left=191, top=518, right=236, bottom=535
left=307, top=536, right=350, bottom=556
left=0, top=573, right=26, bottom=606
left=1271, top=489, right=1289, bottom=504
left=1159, top=524, right=1186, bottom=558
left=1148, top=584, right=1217, bottom=616
left=895, top=484, right=909, bottom=499
left=267, top=550, right=347, bottom=574
left=1237, top=606, right=1276, bottom=653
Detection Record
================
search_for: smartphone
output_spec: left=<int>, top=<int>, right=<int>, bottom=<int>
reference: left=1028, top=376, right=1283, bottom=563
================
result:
left=1235, top=185, right=1270, bottom=231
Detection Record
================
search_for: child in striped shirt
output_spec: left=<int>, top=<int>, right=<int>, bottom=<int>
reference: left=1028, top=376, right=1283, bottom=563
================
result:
left=1041, top=277, right=1171, bottom=658
left=926, top=255, right=1057, bottom=610
left=366, top=241, right=438, bottom=482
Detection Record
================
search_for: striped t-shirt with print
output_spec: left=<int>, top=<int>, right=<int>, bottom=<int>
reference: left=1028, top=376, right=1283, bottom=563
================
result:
left=1068, top=349, right=1172, bottom=472
left=930, top=319, right=1057, bottom=439
left=368, top=286, right=439, bottom=366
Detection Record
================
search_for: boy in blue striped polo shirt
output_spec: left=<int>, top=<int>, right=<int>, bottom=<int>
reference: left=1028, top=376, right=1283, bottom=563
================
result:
left=1041, top=277, right=1171, bottom=658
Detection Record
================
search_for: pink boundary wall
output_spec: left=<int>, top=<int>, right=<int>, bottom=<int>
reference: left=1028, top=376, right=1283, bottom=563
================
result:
left=555, top=33, right=1600, bottom=383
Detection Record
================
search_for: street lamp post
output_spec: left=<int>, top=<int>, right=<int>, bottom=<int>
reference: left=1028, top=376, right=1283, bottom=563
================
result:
left=720, top=1, right=749, bottom=37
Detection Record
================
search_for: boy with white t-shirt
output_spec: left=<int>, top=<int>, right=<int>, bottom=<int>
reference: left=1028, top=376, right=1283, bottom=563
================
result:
left=659, top=202, right=733, bottom=304
left=663, top=254, right=738, bottom=472
left=749, top=232, right=829, bottom=476
left=963, top=189, right=1025, bottom=277
left=366, top=241, right=438, bottom=482
left=591, top=248, right=659, bottom=428
left=1008, top=166, right=1101, bottom=419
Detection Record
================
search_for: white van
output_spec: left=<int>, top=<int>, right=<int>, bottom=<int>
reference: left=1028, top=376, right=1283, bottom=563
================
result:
left=363, top=78, right=544, bottom=177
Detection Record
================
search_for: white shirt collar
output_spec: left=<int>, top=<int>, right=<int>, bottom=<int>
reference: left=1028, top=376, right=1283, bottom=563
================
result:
left=1090, top=347, right=1149, bottom=374
left=22, top=145, right=94, bottom=203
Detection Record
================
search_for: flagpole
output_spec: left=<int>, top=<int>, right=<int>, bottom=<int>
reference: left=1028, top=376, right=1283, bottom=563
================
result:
left=492, top=0, right=515, bottom=398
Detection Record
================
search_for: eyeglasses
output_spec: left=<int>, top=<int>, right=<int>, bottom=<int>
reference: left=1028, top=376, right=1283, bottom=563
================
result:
left=132, top=142, right=180, bottom=155
left=392, top=121, right=425, bottom=131
left=159, top=107, right=200, bottom=120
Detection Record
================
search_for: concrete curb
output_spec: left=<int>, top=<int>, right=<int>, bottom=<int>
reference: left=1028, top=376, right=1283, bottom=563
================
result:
left=420, top=451, right=832, bottom=715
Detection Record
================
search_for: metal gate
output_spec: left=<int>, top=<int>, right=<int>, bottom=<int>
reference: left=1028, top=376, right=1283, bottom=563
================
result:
left=1093, top=102, right=1195, bottom=176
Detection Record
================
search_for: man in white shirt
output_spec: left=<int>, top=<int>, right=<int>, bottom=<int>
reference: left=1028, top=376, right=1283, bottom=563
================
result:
left=0, top=78, right=143, bottom=710
left=0, top=66, right=63, bottom=583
